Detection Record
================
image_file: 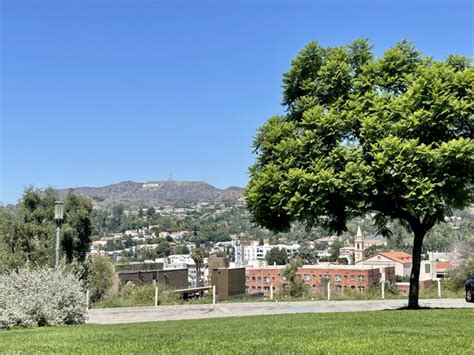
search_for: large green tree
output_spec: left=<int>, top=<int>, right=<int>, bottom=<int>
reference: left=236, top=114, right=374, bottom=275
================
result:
left=246, top=39, right=473, bottom=309
left=0, top=187, right=93, bottom=270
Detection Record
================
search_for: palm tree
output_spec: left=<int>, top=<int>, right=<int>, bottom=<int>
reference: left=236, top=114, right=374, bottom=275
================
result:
left=191, top=247, right=204, bottom=287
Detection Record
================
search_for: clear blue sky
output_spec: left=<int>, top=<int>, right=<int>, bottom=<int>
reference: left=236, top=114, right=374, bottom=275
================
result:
left=1, top=0, right=473, bottom=204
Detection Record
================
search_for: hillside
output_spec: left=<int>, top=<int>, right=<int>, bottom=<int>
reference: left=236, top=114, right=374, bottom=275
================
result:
left=57, top=180, right=244, bottom=207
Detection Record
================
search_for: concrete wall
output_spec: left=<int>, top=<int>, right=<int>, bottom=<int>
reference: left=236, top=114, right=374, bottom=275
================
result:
left=396, top=279, right=433, bottom=294
left=157, top=269, right=188, bottom=290
left=419, top=260, right=436, bottom=281
left=117, top=268, right=188, bottom=290
left=211, top=267, right=246, bottom=300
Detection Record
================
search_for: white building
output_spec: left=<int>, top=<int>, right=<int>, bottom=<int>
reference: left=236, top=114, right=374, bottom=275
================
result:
left=354, top=226, right=365, bottom=263
left=234, top=240, right=300, bottom=266
left=357, top=251, right=436, bottom=281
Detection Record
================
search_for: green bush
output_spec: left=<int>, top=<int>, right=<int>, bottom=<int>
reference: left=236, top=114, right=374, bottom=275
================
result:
left=87, top=257, right=115, bottom=302
left=0, top=268, right=86, bottom=329
left=385, top=283, right=400, bottom=296
left=92, top=283, right=181, bottom=308
left=444, top=258, right=474, bottom=291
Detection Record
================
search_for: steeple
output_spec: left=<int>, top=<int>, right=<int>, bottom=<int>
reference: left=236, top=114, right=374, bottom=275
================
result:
left=354, top=225, right=365, bottom=264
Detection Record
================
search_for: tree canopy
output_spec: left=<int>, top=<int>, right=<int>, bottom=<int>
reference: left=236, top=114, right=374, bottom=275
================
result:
left=246, top=39, right=473, bottom=308
left=0, top=187, right=93, bottom=271
left=266, top=247, right=288, bottom=265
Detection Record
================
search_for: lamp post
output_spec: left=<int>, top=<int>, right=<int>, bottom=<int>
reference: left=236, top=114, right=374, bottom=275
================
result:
left=54, top=201, right=64, bottom=269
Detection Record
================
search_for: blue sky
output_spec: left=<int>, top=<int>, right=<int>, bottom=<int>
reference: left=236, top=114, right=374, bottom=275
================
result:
left=1, top=0, right=473, bottom=204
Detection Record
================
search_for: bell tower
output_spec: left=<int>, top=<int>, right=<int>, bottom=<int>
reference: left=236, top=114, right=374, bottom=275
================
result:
left=354, top=225, right=365, bottom=263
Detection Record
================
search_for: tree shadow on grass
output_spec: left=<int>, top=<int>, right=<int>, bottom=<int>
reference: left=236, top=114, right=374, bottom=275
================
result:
left=384, top=306, right=465, bottom=311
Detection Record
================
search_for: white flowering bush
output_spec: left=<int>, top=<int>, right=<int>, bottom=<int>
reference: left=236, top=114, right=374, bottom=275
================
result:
left=0, top=267, right=87, bottom=329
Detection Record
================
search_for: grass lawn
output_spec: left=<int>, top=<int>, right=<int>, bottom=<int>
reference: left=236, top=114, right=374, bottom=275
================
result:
left=1, top=309, right=472, bottom=354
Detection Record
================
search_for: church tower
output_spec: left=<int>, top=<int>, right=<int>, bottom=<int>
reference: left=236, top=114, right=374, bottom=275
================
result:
left=354, top=226, right=365, bottom=263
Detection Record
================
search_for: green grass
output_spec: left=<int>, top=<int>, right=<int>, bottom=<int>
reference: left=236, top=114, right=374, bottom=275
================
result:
left=1, top=309, right=473, bottom=354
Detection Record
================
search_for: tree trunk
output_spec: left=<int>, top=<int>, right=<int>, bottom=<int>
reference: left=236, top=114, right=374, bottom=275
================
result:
left=196, top=265, right=201, bottom=287
left=408, top=227, right=426, bottom=309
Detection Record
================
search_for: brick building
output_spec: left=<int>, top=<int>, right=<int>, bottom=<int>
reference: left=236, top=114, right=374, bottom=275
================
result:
left=245, top=264, right=395, bottom=296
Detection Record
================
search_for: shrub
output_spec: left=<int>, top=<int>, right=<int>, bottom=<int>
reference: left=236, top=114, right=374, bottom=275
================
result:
left=86, top=256, right=115, bottom=302
left=282, top=257, right=308, bottom=298
left=92, top=283, right=181, bottom=308
left=445, top=258, right=474, bottom=291
left=385, top=282, right=400, bottom=296
left=0, top=267, right=86, bottom=330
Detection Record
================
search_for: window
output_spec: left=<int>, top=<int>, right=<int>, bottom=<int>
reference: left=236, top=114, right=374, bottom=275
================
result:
left=263, top=277, right=270, bottom=283
left=358, top=286, right=365, bottom=292
left=335, top=275, right=341, bottom=282
left=358, top=275, right=364, bottom=282
left=336, top=285, right=342, bottom=292
left=350, top=275, right=355, bottom=281
left=264, top=286, right=270, bottom=291
left=252, top=286, right=256, bottom=289
left=304, top=274, right=311, bottom=281
left=251, top=276, right=256, bottom=281
left=257, top=277, right=261, bottom=281
left=425, top=264, right=431, bottom=273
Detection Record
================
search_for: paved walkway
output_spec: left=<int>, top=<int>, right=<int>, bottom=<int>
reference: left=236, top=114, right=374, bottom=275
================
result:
left=87, top=298, right=473, bottom=324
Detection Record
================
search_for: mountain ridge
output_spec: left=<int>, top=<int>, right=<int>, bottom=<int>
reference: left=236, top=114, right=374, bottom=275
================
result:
left=57, top=180, right=244, bottom=208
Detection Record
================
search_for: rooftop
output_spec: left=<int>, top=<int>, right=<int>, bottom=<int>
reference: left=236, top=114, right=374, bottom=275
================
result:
left=379, top=251, right=413, bottom=264
left=246, top=264, right=390, bottom=271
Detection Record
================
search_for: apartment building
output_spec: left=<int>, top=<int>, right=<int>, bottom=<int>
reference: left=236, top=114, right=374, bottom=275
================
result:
left=234, top=240, right=300, bottom=265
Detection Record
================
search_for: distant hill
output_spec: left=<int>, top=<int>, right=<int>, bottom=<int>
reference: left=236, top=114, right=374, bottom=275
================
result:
left=57, top=180, right=244, bottom=208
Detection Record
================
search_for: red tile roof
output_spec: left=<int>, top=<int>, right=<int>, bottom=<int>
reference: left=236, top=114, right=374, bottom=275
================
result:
left=379, top=251, right=413, bottom=264
left=436, top=261, right=455, bottom=271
